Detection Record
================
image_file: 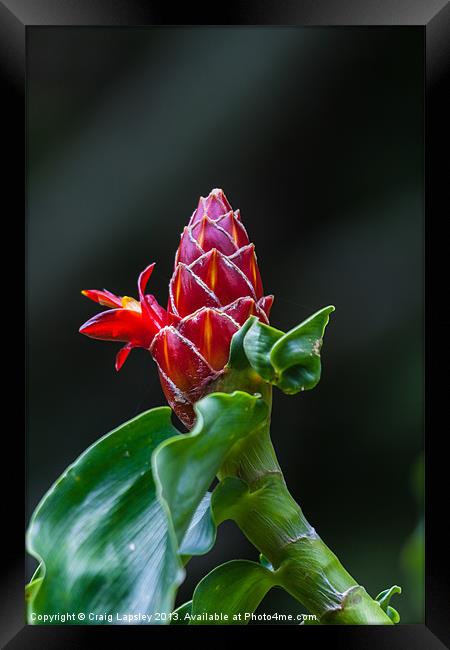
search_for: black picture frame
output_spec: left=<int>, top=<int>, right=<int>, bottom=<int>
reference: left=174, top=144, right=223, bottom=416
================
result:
left=1, top=1, right=448, bottom=647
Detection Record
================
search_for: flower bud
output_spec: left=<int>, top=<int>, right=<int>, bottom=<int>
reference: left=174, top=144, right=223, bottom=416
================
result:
left=80, top=189, right=273, bottom=427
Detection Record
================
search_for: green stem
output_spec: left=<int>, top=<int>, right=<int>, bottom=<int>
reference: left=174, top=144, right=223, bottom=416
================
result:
left=212, top=379, right=392, bottom=625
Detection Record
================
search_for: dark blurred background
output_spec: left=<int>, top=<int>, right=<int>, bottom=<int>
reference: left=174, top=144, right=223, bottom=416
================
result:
left=27, top=27, right=424, bottom=623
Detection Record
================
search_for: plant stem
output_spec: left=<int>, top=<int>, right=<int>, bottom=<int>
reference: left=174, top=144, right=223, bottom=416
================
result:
left=213, top=380, right=392, bottom=624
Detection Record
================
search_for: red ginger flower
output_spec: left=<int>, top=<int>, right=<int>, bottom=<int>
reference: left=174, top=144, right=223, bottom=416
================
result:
left=80, top=189, right=273, bottom=427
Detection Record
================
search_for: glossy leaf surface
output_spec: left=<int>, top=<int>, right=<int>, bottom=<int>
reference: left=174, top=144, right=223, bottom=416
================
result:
left=153, top=391, right=269, bottom=544
left=189, top=560, right=278, bottom=625
left=27, top=408, right=194, bottom=624
left=232, top=306, right=335, bottom=393
left=26, top=391, right=268, bottom=624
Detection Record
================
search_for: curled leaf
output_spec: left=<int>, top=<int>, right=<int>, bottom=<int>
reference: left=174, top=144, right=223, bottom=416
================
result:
left=229, top=306, right=335, bottom=394
left=375, top=584, right=402, bottom=623
left=189, top=560, right=279, bottom=625
left=179, top=492, right=215, bottom=557
left=153, top=391, right=269, bottom=544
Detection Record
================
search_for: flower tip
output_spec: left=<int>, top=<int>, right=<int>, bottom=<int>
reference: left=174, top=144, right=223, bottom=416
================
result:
left=81, top=290, right=88, bottom=297
left=78, top=314, right=101, bottom=336
left=209, top=187, right=228, bottom=202
left=79, top=315, right=97, bottom=335
left=115, top=344, right=133, bottom=371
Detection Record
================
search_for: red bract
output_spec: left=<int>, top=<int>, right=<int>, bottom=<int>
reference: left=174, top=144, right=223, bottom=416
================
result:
left=80, top=189, right=273, bottom=427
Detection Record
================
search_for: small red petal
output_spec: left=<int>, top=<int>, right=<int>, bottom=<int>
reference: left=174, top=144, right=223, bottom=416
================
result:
left=191, top=217, right=237, bottom=256
left=138, top=263, right=156, bottom=320
left=79, top=308, right=152, bottom=347
left=216, top=211, right=249, bottom=248
left=115, top=343, right=135, bottom=371
left=169, top=263, right=220, bottom=317
left=81, top=289, right=122, bottom=308
left=145, top=295, right=167, bottom=327
left=190, top=249, right=255, bottom=305
left=136, top=263, right=167, bottom=331
left=257, top=295, right=274, bottom=320
left=138, top=263, right=155, bottom=303
left=178, top=308, right=239, bottom=370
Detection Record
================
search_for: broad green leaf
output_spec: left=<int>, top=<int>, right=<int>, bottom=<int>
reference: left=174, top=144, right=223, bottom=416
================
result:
left=26, top=408, right=184, bottom=624
left=179, top=492, right=215, bottom=557
left=189, top=560, right=278, bottom=625
left=153, top=391, right=269, bottom=544
left=171, top=600, right=192, bottom=625
left=211, top=476, right=249, bottom=525
left=234, top=307, right=335, bottom=394
left=26, top=391, right=268, bottom=624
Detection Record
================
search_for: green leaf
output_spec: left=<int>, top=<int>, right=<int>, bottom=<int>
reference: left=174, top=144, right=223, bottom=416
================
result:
left=189, top=560, right=278, bottom=625
left=259, top=553, right=274, bottom=571
left=231, top=306, right=335, bottom=394
left=26, top=391, right=268, bottom=624
left=179, top=492, right=215, bottom=557
left=211, top=476, right=249, bottom=524
left=375, top=585, right=402, bottom=623
left=171, top=601, right=192, bottom=625
left=227, top=315, right=258, bottom=370
left=242, top=318, right=283, bottom=381
left=270, top=306, right=335, bottom=393
left=26, top=408, right=184, bottom=624
left=25, top=564, right=44, bottom=604
left=153, top=391, right=269, bottom=545
left=385, top=606, right=400, bottom=624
